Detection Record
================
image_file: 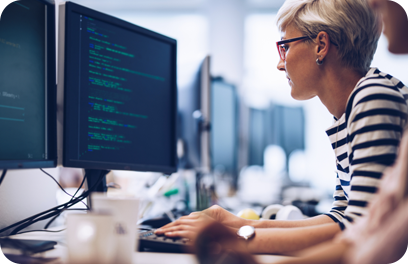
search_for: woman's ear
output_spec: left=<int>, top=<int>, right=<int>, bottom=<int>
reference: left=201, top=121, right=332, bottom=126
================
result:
left=315, top=31, right=330, bottom=60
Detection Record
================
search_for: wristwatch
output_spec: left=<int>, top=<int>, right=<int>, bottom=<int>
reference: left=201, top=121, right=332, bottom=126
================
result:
left=237, top=226, right=255, bottom=240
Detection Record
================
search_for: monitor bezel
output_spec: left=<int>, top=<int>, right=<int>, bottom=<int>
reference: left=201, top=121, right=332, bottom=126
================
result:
left=62, top=1, right=178, bottom=174
left=0, top=0, right=57, bottom=170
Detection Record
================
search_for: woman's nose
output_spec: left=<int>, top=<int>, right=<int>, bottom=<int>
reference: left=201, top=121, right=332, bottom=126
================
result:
left=277, top=58, right=285, bottom=71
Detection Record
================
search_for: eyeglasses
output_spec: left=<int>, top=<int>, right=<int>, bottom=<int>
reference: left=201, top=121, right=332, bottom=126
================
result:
left=276, top=35, right=339, bottom=61
left=276, top=36, right=310, bottom=61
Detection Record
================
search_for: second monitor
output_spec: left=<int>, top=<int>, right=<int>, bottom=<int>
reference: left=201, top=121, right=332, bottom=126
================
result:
left=58, top=2, right=178, bottom=186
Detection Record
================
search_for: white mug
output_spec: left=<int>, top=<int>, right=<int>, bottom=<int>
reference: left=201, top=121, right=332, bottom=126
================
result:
left=91, top=194, right=139, bottom=264
left=66, top=213, right=116, bottom=264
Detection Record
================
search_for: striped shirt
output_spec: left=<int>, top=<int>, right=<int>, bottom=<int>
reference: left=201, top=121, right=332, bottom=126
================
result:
left=325, top=68, right=408, bottom=230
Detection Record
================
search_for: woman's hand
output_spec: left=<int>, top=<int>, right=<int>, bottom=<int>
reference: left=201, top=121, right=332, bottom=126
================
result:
left=202, top=205, right=249, bottom=227
left=154, top=205, right=248, bottom=239
left=154, top=211, right=216, bottom=240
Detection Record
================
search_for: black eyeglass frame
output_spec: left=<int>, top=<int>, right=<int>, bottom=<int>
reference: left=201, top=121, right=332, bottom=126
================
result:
left=276, top=35, right=338, bottom=61
left=276, top=36, right=310, bottom=61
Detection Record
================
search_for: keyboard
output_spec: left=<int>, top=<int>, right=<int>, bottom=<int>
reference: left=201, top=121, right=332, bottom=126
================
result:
left=138, top=230, right=193, bottom=253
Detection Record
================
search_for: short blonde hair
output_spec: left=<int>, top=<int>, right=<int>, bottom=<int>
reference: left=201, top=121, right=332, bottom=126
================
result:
left=276, top=0, right=381, bottom=73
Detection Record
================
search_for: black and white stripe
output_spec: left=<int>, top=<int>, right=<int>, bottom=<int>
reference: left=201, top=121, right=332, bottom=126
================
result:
left=325, top=68, right=408, bottom=230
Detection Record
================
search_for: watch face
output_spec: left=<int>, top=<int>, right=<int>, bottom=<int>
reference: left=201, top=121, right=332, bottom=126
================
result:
left=238, top=226, right=255, bottom=239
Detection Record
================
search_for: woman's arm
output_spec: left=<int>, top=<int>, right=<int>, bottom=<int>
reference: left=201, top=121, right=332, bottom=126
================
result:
left=249, top=214, right=335, bottom=228
left=273, top=239, right=349, bottom=264
left=156, top=208, right=342, bottom=254
left=155, top=205, right=336, bottom=236
left=246, top=223, right=341, bottom=254
left=199, top=204, right=335, bottom=228
left=193, top=220, right=347, bottom=264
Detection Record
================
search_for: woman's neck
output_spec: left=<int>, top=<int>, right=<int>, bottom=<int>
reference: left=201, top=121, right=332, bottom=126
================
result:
left=317, top=67, right=365, bottom=119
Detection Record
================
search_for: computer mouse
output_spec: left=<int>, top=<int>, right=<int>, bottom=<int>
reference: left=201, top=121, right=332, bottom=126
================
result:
left=140, top=214, right=172, bottom=229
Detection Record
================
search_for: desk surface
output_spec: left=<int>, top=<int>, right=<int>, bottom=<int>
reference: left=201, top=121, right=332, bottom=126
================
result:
left=2, top=230, right=295, bottom=264
left=135, top=252, right=293, bottom=264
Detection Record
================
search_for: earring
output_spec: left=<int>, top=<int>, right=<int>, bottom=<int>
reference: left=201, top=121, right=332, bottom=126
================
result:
left=316, top=58, right=323, bottom=65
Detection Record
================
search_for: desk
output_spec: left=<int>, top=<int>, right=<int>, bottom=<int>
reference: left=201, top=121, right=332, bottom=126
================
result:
left=1, top=230, right=295, bottom=264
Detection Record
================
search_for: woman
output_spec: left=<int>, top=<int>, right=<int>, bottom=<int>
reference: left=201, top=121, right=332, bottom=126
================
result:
left=156, top=0, right=408, bottom=255
left=272, top=1, right=408, bottom=263
left=212, top=0, right=408, bottom=264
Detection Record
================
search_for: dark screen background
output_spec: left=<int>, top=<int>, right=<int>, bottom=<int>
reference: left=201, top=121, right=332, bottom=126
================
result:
left=65, top=10, right=176, bottom=170
left=0, top=0, right=46, bottom=161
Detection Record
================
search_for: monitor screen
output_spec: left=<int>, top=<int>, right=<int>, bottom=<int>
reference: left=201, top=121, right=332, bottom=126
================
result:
left=0, top=0, right=56, bottom=169
left=267, top=104, right=305, bottom=158
left=177, top=56, right=211, bottom=171
left=211, top=78, right=238, bottom=175
left=61, top=2, right=177, bottom=173
left=248, top=108, right=267, bottom=166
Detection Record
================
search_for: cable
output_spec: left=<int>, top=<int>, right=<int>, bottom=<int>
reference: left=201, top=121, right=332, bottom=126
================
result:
left=40, top=168, right=71, bottom=196
left=69, top=173, right=88, bottom=208
left=15, top=228, right=66, bottom=235
left=44, top=212, right=63, bottom=230
left=44, top=204, right=88, bottom=230
left=44, top=173, right=90, bottom=229
left=0, top=169, right=7, bottom=186
left=40, top=168, right=89, bottom=210
left=9, top=196, right=85, bottom=235
left=10, top=188, right=94, bottom=235
left=43, top=206, right=89, bottom=230
left=0, top=171, right=106, bottom=236
left=42, top=174, right=90, bottom=229
left=3, top=172, right=102, bottom=235
left=45, top=173, right=89, bottom=229
left=10, top=171, right=106, bottom=235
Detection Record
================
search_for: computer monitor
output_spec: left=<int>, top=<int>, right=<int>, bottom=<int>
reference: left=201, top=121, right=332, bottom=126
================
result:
left=248, top=108, right=267, bottom=166
left=58, top=2, right=178, bottom=193
left=0, top=0, right=57, bottom=170
left=211, top=77, right=239, bottom=183
left=248, top=104, right=305, bottom=168
left=177, top=56, right=211, bottom=172
left=266, top=104, right=305, bottom=164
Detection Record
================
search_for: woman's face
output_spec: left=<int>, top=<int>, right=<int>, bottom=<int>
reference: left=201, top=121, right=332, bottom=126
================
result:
left=368, top=0, right=408, bottom=53
left=277, top=25, right=320, bottom=101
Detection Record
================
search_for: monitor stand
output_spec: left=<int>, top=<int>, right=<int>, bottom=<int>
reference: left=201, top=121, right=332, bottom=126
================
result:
left=195, top=171, right=214, bottom=211
left=84, top=169, right=110, bottom=209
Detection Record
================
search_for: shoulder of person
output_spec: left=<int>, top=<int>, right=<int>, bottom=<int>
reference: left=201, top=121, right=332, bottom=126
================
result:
left=352, top=69, right=406, bottom=103
left=344, top=68, right=408, bottom=121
